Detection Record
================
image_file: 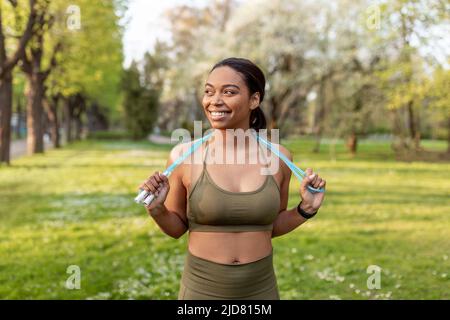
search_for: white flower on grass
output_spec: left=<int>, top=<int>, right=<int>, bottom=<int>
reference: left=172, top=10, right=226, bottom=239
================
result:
left=316, top=268, right=345, bottom=283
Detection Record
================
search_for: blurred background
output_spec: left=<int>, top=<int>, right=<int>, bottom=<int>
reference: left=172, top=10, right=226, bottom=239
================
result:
left=0, top=0, right=448, bottom=300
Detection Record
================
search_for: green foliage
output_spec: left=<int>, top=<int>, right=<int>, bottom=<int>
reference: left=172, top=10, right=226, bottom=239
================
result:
left=0, top=138, right=448, bottom=299
left=46, top=0, right=124, bottom=109
left=428, top=67, right=450, bottom=114
left=122, top=62, right=158, bottom=140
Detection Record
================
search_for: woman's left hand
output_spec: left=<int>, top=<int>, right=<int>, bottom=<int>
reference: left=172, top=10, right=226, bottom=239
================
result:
left=299, top=168, right=326, bottom=213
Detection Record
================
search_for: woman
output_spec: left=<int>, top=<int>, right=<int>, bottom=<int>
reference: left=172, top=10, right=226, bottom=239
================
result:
left=139, top=57, right=326, bottom=300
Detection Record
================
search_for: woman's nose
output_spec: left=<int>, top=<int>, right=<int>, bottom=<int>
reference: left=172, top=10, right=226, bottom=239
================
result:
left=211, top=94, right=223, bottom=105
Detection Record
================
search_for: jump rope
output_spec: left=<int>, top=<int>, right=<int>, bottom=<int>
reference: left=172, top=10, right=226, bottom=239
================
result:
left=135, top=131, right=325, bottom=206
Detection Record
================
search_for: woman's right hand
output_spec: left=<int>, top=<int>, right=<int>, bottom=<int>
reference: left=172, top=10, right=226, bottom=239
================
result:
left=138, top=171, right=170, bottom=211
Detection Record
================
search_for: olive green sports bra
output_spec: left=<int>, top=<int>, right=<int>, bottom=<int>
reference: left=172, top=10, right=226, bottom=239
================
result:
left=187, top=141, right=281, bottom=232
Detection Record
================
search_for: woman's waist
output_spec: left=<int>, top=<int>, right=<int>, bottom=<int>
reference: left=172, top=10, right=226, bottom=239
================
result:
left=181, top=246, right=276, bottom=298
left=188, top=231, right=272, bottom=265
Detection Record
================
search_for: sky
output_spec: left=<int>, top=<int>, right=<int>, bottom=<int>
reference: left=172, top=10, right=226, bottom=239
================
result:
left=122, top=0, right=449, bottom=69
left=122, top=0, right=208, bottom=67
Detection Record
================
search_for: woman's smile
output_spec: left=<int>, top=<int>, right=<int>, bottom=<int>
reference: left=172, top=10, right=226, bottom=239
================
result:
left=209, top=110, right=232, bottom=121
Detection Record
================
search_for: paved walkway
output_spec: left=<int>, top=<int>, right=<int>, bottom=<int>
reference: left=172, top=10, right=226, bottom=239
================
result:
left=148, top=134, right=172, bottom=144
left=10, top=134, right=171, bottom=160
left=11, top=137, right=54, bottom=160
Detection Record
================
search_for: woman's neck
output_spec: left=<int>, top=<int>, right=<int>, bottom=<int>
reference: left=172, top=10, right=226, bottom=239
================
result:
left=209, top=127, right=258, bottom=152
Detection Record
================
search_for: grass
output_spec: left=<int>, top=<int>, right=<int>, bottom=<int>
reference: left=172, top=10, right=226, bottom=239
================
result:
left=0, top=137, right=449, bottom=299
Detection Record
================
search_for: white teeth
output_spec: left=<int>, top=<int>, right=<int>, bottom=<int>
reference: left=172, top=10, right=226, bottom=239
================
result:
left=211, top=111, right=227, bottom=116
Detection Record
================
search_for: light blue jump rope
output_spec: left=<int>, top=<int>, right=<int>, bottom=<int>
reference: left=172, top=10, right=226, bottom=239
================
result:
left=135, top=131, right=325, bottom=206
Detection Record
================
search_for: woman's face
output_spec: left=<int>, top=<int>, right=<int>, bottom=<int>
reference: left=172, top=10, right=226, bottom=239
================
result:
left=202, top=66, right=259, bottom=130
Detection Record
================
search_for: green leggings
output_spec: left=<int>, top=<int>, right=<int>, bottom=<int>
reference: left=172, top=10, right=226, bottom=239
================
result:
left=178, top=249, right=280, bottom=300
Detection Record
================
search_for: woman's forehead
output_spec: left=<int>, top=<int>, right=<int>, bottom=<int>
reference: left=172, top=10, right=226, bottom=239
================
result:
left=206, top=66, right=245, bottom=87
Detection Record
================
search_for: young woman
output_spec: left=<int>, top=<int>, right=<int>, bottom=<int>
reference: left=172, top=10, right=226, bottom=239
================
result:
left=139, top=57, right=326, bottom=300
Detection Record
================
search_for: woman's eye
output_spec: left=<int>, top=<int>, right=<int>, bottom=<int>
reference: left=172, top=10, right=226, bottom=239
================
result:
left=224, top=90, right=235, bottom=95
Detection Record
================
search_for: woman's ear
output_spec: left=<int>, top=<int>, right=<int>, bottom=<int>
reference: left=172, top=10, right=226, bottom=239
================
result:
left=250, top=92, right=260, bottom=110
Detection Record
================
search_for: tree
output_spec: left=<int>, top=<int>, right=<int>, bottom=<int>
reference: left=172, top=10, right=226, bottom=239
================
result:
left=47, top=0, right=124, bottom=142
left=21, top=0, right=62, bottom=154
left=427, top=67, right=450, bottom=152
left=122, top=61, right=158, bottom=140
left=375, top=0, right=448, bottom=152
left=0, top=0, right=37, bottom=164
left=16, top=0, right=126, bottom=148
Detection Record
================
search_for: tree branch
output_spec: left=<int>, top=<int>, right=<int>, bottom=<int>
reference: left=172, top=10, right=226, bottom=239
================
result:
left=0, top=0, right=37, bottom=78
left=7, top=0, right=18, bottom=7
left=20, top=50, right=32, bottom=74
left=43, top=41, right=62, bottom=80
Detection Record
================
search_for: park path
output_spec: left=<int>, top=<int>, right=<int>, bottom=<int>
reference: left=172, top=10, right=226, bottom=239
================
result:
left=10, top=134, right=171, bottom=160
left=11, top=137, right=54, bottom=160
left=148, top=134, right=172, bottom=144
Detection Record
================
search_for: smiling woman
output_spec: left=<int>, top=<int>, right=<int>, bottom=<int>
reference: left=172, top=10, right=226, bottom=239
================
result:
left=138, top=57, right=326, bottom=300
left=203, top=58, right=267, bottom=130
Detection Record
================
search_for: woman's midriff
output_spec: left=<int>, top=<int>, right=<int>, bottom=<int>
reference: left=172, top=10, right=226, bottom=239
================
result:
left=188, top=231, right=273, bottom=265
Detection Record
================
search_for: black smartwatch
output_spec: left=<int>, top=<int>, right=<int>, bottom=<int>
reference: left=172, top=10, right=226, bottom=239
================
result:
left=297, top=201, right=318, bottom=219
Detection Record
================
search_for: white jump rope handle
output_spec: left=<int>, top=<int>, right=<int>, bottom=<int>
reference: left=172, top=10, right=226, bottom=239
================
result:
left=134, top=171, right=170, bottom=206
left=134, top=133, right=213, bottom=207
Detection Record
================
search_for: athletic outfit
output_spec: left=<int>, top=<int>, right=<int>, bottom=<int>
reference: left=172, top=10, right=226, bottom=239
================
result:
left=178, top=141, right=281, bottom=299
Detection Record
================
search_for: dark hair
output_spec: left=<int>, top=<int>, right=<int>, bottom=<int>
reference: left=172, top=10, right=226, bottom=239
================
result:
left=210, top=57, right=267, bottom=130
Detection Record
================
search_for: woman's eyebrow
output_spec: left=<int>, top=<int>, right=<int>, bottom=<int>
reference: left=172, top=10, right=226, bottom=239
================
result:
left=205, top=83, right=240, bottom=90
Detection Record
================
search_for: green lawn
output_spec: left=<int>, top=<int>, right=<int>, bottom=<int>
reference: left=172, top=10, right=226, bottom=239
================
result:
left=0, top=138, right=448, bottom=299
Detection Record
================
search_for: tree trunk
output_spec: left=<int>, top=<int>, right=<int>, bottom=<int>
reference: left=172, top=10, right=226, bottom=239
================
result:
left=347, top=132, right=358, bottom=155
left=269, top=97, right=279, bottom=130
left=406, top=100, right=420, bottom=150
left=75, top=115, right=82, bottom=140
left=64, top=97, right=73, bottom=143
left=0, top=72, right=13, bottom=164
left=15, top=96, right=22, bottom=139
left=447, top=115, right=450, bottom=154
left=73, top=94, right=85, bottom=140
left=26, top=72, right=45, bottom=155
left=312, top=79, right=327, bottom=153
left=44, top=96, right=60, bottom=148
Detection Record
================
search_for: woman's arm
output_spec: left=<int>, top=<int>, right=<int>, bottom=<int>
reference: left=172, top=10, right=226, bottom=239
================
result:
left=271, top=145, right=326, bottom=238
left=271, top=145, right=309, bottom=238
left=145, top=144, right=190, bottom=239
